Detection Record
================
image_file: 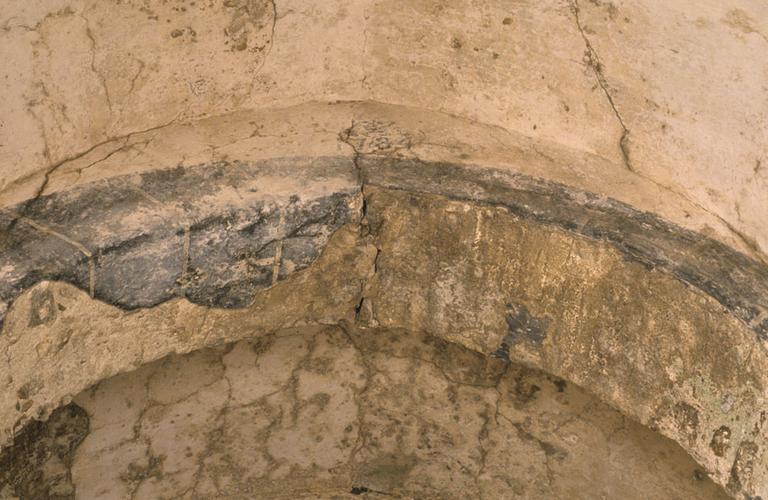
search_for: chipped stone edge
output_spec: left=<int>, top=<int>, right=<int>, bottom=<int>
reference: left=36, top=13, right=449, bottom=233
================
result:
left=2, top=154, right=767, bottom=344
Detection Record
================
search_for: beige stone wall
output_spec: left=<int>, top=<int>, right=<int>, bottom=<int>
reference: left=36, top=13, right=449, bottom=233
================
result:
left=2, top=327, right=731, bottom=499
left=1, top=0, right=767, bottom=259
left=1, top=1, right=767, bottom=498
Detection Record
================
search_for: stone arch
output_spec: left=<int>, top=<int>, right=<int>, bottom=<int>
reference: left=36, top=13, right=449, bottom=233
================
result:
left=1, top=103, right=767, bottom=498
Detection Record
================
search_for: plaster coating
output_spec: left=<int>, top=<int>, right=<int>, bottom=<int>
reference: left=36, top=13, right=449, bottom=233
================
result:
left=0, top=327, right=731, bottom=499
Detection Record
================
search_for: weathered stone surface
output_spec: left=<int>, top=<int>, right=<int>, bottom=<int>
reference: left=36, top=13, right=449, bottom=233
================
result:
left=361, top=186, right=768, bottom=496
left=3, top=1, right=767, bottom=257
left=0, top=157, right=360, bottom=321
left=2, top=156, right=767, bottom=344
left=1, top=0, right=767, bottom=497
left=0, top=327, right=730, bottom=499
left=2, top=178, right=767, bottom=496
left=0, top=404, right=88, bottom=499
left=362, top=157, right=768, bottom=341
left=0, top=223, right=377, bottom=449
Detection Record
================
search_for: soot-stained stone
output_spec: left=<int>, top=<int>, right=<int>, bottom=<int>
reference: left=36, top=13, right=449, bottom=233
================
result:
left=493, top=302, right=551, bottom=359
left=503, top=302, right=550, bottom=345
left=2, top=154, right=768, bottom=346
left=0, top=403, right=89, bottom=500
left=184, top=229, right=277, bottom=308
left=28, top=288, right=58, bottom=328
left=183, top=192, right=356, bottom=307
left=0, top=157, right=360, bottom=323
left=279, top=237, right=324, bottom=279
left=0, top=211, right=91, bottom=324
left=94, top=230, right=185, bottom=308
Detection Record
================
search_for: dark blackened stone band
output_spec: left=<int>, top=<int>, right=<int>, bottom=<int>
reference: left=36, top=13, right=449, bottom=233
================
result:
left=0, top=157, right=361, bottom=321
left=1, top=155, right=767, bottom=342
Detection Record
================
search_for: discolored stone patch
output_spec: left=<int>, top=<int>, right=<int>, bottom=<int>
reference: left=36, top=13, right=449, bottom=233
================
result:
left=493, top=302, right=551, bottom=359
left=0, top=157, right=360, bottom=322
left=2, top=157, right=768, bottom=497
left=0, top=404, right=89, bottom=500
left=4, top=155, right=768, bottom=346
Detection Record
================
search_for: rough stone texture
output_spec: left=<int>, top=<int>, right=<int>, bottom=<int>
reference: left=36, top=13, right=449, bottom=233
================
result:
left=3, top=155, right=767, bottom=339
left=362, top=186, right=768, bottom=495
left=1, top=0, right=767, bottom=498
left=0, top=327, right=729, bottom=499
left=0, top=404, right=88, bottom=499
left=2, top=181, right=768, bottom=496
left=361, top=158, right=768, bottom=341
left=1, top=1, right=766, bottom=259
left=0, top=156, right=360, bottom=319
left=0, top=223, right=377, bottom=450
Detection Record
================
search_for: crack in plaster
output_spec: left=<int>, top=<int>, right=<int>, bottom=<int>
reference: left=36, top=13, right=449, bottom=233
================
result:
left=569, top=1, right=767, bottom=264
left=569, top=0, right=633, bottom=174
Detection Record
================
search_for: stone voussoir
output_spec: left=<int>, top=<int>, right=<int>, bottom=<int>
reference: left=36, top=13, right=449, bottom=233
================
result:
left=1, top=151, right=768, bottom=497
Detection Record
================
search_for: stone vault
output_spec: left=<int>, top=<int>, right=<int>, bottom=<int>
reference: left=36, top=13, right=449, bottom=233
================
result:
left=1, top=1, right=767, bottom=498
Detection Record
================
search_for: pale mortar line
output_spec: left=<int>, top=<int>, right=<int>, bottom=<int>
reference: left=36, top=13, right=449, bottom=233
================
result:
left=270, top=207, right=287, bottom=286
left=271, top=240, right=283, bottom=285
left=271, top=208, right=285, bottom=286
left=473, top=209, right=484, bottom=247
left=252, top=257, right=276, bottom=267
left=14, top=214, right=96, bottom=297
left=181, top=225, right=191, bottom=287
left=751, top=310, right=768, bottom=329
left=14, top=215, right=92, bottom=258
left=124, top=183, right=163, bottom=206
left=88, top=258, right=95, bottom=298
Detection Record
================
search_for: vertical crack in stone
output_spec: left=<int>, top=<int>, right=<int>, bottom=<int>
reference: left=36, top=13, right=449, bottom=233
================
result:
left=338, top=121, right=382, bottom=322
left=180, top=225, right=191, bottom=291
left=478, top=363, right=512, bottom=498
left=185, top=353, right=232, bottom=498
left=271, top=241, right=283, bottom=286
left=123, top=363, right=161, bottom=500
left=270, top=208, right=286, bottom=286
left=339, top=120, right=364, bottom=187
left=338, top=321, right=373, bottom=460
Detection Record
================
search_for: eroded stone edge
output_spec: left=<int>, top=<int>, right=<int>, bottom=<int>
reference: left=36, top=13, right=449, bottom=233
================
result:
left=2, top=154, right=766, bottom=338
left=2, top=155, right=767, bottom=498
left=0, top=155, right=768, bottom=341
left=0, top=156, right=362, bottom=323
left=359, top=155, right=768, bottom=343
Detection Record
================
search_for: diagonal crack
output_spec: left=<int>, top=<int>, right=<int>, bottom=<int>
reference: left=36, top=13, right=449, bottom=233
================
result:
left=338, top=121, right=384, bottom=323
left=569, top=0, right=767, bottom=264
left=3, top=116, right=183, bottom=234
left=9, top=215, right=97, bottom=297
left=569, top=0, right=633, bottom=173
